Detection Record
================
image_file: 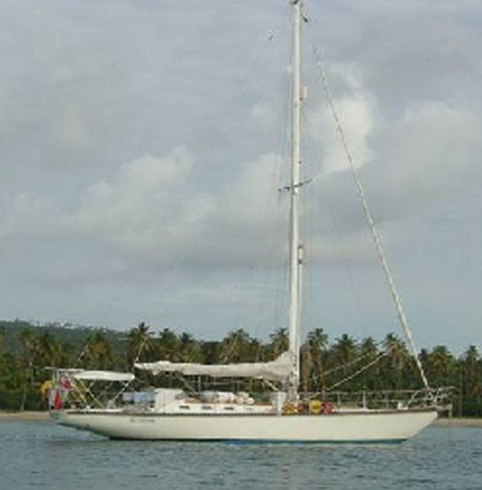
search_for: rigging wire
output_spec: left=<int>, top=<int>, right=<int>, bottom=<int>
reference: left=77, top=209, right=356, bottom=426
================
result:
left=249, top=15, right=294, bottom=343
left=133, top=331, right=152, bottom=365
left=304, top=26, right=431, bottom=392
left=73, top=341, right=89, bottom=368
left=325, top=344, right=396, bottom=391
left=305, top=336, right=401, bottom=391
left=320, top=340, right=392, bottom=378
left=230, top=26, right=291, bottom=342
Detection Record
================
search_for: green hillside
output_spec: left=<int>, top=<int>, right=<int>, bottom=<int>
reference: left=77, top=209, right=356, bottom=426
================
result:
left=0, top=320, right=480, bottom=416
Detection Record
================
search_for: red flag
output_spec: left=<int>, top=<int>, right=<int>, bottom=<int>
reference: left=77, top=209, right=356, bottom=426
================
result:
left=54, top=389, right=62, bottom=410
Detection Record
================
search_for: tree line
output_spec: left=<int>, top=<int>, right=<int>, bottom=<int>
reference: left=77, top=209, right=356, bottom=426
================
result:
left=0, top=320, right=480, bottom=416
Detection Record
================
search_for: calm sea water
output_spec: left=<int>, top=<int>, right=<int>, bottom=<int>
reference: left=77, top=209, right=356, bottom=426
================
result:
left=0, top=419, right=480, bottom=490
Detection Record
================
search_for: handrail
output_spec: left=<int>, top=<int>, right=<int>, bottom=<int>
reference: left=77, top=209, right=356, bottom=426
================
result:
left=300, top=387, right=452, bottom=410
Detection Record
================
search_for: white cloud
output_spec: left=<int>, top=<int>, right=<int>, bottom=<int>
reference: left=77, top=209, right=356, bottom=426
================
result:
left=249, top=102, right=276, bottom=130
left=72, top=148, right=199, bottom=252
left=53, top=101, right=93, bottom=148
left=2, top=148, right=285, bottom=268
left=308, top=63, right=374, bottom=173
left=368, top=101, right=482, bottom=221
left=94, top=150, right=286, bottom=267
left=3, top=193, right=65, bottom=239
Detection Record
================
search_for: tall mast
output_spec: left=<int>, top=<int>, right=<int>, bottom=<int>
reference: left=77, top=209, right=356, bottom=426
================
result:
left=288, top=0, right=303, bottom=399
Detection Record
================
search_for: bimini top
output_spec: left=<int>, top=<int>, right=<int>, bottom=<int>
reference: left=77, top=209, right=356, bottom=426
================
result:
left=135, top=351, right=295, bottom=383
left=70, top=370, right=135, bottom=382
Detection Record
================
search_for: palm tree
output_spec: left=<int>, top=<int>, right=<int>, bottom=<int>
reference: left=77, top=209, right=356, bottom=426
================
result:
left=300, top=342, right=312, bottom=393
left=268, top=328, right=289, bottom=359
left=36, top=332, right=65, bottom=368
left=125, top=322, right=153, bottom=367
left=200, top=341, right=221, bottom=365
left=18, top=329, right=39, bottom=411
left=219, top=329, right=258, bottom=363
left=157, top=328, right=181, bottom=361
left=82, top=331, right=114, bottom=370
left=357, top=337, right=379, bottom=389
left=460, top=345, right=481, bottom=416
left=305, top=328, right=328, bottom=392
left=0, top=325, right=4, bottom=355
left=331, top=334, right=357, bottom=368
left=379, top=333, right=412, bottom=389
left=179, top=332, right=203, bottom=362
left=425, top=345, right=456, bottom=386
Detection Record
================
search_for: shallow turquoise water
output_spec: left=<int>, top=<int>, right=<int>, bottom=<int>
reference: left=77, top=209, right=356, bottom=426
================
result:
left=0, top=419, right=480, bottom=490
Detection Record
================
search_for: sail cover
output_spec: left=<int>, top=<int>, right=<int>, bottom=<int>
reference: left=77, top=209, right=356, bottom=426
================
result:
left=135, top=351, right=295, bottom=382
left=71, top=371, right=135, bottom=382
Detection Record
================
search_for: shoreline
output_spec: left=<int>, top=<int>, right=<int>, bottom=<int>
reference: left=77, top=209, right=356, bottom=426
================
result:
left=0, top=411, right=50, bottom=421
left=0, top=411, right=481, bottom=426
left=433, top=417, right=482, bottom=428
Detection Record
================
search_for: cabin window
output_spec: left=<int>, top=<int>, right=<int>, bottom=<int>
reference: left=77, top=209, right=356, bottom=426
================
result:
left=179, top=405, right=191, bottom=410
left=201, top=405, right=213, bottom=410
left=224, top=406, right=235, bottom=411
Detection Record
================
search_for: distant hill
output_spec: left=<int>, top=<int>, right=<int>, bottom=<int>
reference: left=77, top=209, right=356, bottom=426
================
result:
left=0, top=319, right=124, bottom=354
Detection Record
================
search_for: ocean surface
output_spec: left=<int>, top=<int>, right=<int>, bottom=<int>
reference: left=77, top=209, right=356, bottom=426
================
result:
left=0, top=419, right=480, bottom=490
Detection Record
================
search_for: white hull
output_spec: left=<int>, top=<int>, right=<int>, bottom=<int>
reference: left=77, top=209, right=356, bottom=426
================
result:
left=51, top=409, right=437, bottom=442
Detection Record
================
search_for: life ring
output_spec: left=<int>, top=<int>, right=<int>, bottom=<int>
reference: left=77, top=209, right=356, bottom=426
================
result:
left=297, top=401, right=308, bottom=415
left=322, top=401, right=334, bottom=414
left=40, top=380, right=52, bottom=398
left=309, top=400, right=322, bottom=415
left=283, top=402, right=296, bottom=415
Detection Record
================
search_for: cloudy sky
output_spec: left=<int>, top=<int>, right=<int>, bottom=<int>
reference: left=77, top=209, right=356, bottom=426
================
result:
left=1, top=0, right=481, bottom=352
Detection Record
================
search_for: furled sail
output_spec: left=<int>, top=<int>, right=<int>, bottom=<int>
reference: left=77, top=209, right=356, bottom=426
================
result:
left=135, top=351, right=295, bottom=382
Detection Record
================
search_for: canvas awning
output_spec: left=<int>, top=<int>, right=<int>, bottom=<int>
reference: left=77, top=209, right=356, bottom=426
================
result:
left=71, top=370, right=135, bottom=382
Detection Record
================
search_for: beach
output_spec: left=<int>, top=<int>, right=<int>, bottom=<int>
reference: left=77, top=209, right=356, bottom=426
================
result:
left=0, top=411, right=49, bottom=421
left=433, top=417, right=482, bottom=427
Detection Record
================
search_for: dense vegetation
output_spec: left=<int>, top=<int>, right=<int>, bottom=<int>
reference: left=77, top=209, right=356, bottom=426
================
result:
left=0, top=320, right=480, bottom=416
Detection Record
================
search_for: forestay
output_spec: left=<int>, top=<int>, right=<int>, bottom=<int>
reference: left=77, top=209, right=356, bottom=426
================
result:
left=135, top=351, right=295, bottom=382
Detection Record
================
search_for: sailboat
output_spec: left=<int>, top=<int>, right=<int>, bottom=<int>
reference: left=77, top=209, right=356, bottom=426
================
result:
left=50, top=0, right=450, bottom=442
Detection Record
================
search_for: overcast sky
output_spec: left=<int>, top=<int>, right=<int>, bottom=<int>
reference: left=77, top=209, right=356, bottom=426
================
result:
left=1, top=0, right=481, bottom=353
